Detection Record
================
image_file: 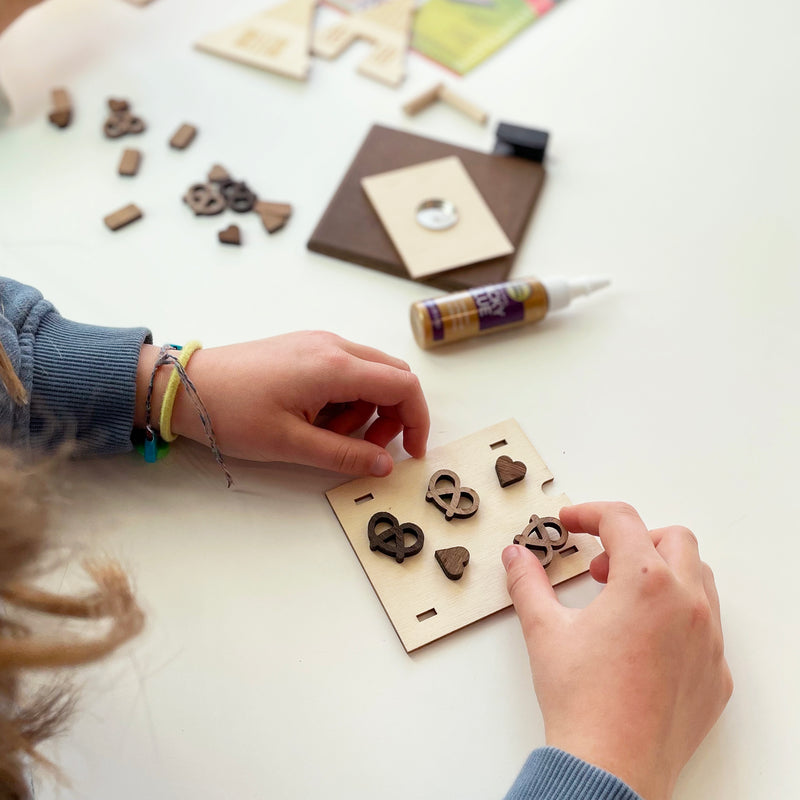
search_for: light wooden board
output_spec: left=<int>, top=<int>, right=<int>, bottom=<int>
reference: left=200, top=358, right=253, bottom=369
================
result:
left=326, top=419, right=602, bottom=653
left=361, top=156, right=514, bottom=278
left=195, top=0, right=318, bottom=81
left=312, top=0, right=415, bottom=86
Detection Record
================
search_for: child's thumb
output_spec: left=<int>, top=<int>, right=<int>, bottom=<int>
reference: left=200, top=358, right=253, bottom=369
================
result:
left=502, top=545, right=560, bottom=633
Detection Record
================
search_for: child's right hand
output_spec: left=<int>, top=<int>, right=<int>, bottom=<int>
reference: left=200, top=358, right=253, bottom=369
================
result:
left=503, top=501, right=733, bottom=800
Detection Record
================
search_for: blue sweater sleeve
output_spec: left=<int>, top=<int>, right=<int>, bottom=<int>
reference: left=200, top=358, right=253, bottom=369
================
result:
left=0, top=277, right=152, bottom=456
left=504, top=748, right=642, bottom=800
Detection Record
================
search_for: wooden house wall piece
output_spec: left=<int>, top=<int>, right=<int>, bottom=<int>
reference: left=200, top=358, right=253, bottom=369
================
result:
left=195, top=0, right=318, bottom=81
left=312, top=0, right=415, bottom=87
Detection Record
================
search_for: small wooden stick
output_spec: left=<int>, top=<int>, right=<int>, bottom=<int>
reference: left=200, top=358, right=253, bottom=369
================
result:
left=402, top=83, right=443, bottom=116
left=438, top=85, right=488, bottom=124
left=401, top=83, right=488, bottom=125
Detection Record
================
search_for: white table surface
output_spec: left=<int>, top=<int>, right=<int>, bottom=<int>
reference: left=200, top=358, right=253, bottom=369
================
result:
left=2, top=0, right=799, bottom=797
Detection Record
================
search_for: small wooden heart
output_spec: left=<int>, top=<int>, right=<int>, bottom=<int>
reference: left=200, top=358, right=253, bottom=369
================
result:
left=495, top=455, right=526, bottom=488
left=435, top=546, right=470, bottom=580
left=218, top=224, right=241, bottom=245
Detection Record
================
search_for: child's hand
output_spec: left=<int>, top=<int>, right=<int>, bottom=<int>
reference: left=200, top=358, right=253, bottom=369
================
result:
left=503, top=501, right=733, bottom=800
left=139, top=332, right=430, bottom=476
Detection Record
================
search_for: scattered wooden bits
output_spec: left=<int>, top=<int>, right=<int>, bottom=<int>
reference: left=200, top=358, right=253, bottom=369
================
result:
left=207, top=164, right=230, bottom=183
left=183, top=183, right=226, bottom=216
left=48, top=87, right=72, bottom=129
left=254, top=200, right=292, bottom=234
left=104, top=203, right=142, bottom=231
left=103, top=98, right=145, bottom=138
left=118, top=148, right=142, bottom=176
left=169, top=123, right=197, bottom=150
left=402, top=83, right=488, bottom=125
left=218, top=224, right=241, bottom=245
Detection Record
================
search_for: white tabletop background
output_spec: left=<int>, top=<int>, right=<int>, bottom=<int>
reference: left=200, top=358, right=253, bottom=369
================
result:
left=1, top=0, right=799, bottom=797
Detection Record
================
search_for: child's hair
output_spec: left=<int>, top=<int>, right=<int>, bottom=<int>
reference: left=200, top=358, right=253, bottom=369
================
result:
left=0, top=342, right=144, bottom=798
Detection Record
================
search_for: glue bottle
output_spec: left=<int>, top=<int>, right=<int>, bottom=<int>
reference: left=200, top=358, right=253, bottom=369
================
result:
left=410, top=276, right=610, bottom=349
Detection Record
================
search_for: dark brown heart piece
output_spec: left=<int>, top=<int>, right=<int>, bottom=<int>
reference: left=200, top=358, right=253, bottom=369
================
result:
left=218, top=224, right=241, bottom=245
left=435, top=546, right=470, bottom=580
left=495, top=455, right=526, bottom=487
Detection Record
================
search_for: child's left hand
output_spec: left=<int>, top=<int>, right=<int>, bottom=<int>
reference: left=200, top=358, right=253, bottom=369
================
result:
left=137, top=332, right=430, bottom=477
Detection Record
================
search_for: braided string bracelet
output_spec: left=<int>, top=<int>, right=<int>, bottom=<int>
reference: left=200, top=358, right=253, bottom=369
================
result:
left=144, top=344, right=233, bottom=488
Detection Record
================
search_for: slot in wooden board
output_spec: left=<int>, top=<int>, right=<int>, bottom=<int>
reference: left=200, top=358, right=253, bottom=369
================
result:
left=326, top=419, right=602, bottom=653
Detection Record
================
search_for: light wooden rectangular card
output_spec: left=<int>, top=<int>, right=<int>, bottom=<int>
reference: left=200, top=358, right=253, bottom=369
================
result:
left=361, top=156, right=514, bottom=279
left=326, top=419, right=602, bottom=653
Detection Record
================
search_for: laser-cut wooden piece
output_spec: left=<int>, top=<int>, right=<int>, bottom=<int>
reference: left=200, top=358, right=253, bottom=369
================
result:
left=221, top=181, right=257, bottom=213
left=435, top=546, right=470, bottom=580
left=367, top=512, right=424, bottom=563
left=103, top=203, right=142, bottom=231
left=403, top=83, right=488, bottom=125
left=104, top=108, right=145, bottom=138
left=170, top=123, right=197, bottom=150
left=208, top=164, right=230, bottom=183
left=308, top=125, right=546, bottom=291
left=255, top=200, right=292, bottom=233
left=195, top=0, right=318, bottom=81
left=495, top=455, right=526, bottom=487
left=425, top=469, right=480, bottom=520
left=48, top=88, right=72, bottom=128
left=361, top=156, right=514, bottom=278
left=326, top=419, right=603, bottom=652
left=513, top=514, right=569, bottom=568
left=118, top=148, right=141, bottom=176
left=312, top=0, right=415, bottom=87
left=184, top=183, right=226, bottom=216
left=218, top=224, right=241, bottom=245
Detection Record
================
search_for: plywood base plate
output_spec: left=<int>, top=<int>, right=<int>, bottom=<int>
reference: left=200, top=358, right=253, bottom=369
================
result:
left=326, top=419, right=602, bottom=653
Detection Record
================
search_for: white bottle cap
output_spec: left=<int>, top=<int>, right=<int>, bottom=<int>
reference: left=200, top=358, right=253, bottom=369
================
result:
left=540, top=276, right=611, bottom=312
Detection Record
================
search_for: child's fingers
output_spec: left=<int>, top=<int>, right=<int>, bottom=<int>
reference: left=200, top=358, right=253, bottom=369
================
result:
left=339, top=338, right=411, bottom=372
left=333, top=359, right=429, bottom=458
left=286, top=420, right=395, bottom=477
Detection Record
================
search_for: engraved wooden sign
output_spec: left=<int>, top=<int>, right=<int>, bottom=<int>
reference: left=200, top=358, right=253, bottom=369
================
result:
left=326, top=419, right=602, bottom=653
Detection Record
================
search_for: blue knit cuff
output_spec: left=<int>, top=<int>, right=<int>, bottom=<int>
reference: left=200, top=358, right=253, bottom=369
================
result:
left=30, top=310, right=151, bottom=456
left=503, top=748, right=641, bottom=800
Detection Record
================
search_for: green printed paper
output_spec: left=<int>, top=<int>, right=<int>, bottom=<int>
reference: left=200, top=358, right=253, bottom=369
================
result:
left=412, top=0, right=557, bottom=76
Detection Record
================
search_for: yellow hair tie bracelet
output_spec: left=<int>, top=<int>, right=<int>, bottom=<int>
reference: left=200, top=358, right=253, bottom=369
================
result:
left=159, top=340, right=202, bottom=442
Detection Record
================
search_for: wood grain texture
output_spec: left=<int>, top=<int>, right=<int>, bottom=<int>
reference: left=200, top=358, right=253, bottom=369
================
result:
left=435, top=546, right=470, bottom=580
left=307, top=125, right=545, bottom=291
left=495, top=455, right=526, bottom=487
left=326, top=419, right=602, bottom=652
